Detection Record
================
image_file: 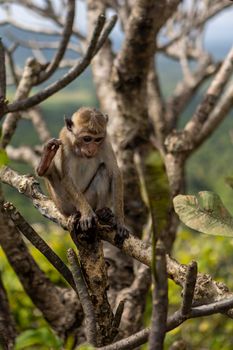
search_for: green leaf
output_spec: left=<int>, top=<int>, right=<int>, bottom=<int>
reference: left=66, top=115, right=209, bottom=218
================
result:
left=173, top=191, right=233, bottom=237
left=15, top=328, right=62, bottom=349
left=0, top=149, right=9, bottom=167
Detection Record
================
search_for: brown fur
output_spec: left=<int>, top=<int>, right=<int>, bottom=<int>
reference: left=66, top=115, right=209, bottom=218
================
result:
left=36, top=107, right=125, bottom=232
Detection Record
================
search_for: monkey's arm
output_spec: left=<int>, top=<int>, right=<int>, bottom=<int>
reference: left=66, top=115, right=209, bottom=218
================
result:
left=60, top=177, right=97, bottom=231
left=37, top=138, right=62, bottom=176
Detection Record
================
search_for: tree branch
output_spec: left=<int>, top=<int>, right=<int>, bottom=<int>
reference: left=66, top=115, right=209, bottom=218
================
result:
left=3, top=201, right=76, bottom=290
left=184, top=46, right=233, bottom=142
left=3, top=13, right=116, bottom=115
left=0, top=273, right=16, bottom=350
left=149, top=239, right=168, bottom=350
left=67, top=248, right=97, bottom=346
left=181, top=261, right=197, bottom=316
left=35, top=0, right=75, bottom=84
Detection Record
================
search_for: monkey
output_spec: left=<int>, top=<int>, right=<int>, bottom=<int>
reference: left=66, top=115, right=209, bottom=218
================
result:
left=36, top=107, right=127, bottom=236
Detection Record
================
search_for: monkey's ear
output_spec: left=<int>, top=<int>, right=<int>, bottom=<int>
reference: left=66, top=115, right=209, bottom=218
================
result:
left=104, top=113, right=109, bottom=123
left=64, top=116, right=73, bottom=131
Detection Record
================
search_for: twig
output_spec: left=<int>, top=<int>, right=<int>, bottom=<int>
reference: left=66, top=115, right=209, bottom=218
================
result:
left=181, top=261, right=197, bottom=316
left=3, top=202, right=76, bottom=290
left=4, top=13, right=115, bottom=114
left=0, top=38, right=6, bottom=101
left=184, top=46, right=233, bottom=139
left=94, top=15, right=118, bottom=54
left=36, top=0, right=75, bottom=84
left=195, top=83, right=233, bottom=148
left=112, top=300, right=125, bottom=331
left=98, top=296, right=233, bottom=350
left=149, top=239, right=168, bottom=350
left=67, top=248, right=97, bottom=346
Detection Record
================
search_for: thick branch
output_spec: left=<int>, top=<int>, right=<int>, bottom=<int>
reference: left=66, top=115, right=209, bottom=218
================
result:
left=0, top=273, right=16, bottom=350
left=149, top=239, right=168, bottom=350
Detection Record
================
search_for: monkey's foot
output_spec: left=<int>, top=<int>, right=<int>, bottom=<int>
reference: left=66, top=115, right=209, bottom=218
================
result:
left=96, top=207, right=117, bottom=227
left=115, top=223, right=130, bottom=248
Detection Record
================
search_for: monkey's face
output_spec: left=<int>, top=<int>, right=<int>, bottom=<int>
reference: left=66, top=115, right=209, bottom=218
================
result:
left=74, top=134, right=105, bottom=158
left=65, top=108, right=107, bottom=158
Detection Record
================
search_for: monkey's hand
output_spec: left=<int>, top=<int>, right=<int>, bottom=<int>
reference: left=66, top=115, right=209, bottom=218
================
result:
left=79, top=208, right=98, bottom=231
left=44, top=138, right=62, bottom=154
left=37, top=138, right=62, bottom=176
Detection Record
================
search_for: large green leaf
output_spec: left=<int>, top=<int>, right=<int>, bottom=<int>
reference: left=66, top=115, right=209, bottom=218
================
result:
left=173, top=191, right=233, bottom=237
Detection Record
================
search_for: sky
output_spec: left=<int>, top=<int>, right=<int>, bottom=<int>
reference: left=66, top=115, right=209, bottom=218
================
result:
left=0, top=1, right=232, bottom=59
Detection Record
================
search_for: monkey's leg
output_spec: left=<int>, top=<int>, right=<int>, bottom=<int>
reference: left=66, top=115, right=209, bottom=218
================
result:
left=37, top=138, right=62, bottom=176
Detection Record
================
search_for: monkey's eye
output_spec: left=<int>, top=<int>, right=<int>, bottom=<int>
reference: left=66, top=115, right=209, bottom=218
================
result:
left=83, top=136, right=93, bottom=143
left=95, top=137, right=104, bottom=143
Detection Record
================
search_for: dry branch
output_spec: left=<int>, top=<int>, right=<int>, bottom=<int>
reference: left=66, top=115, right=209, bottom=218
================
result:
left=35, top=0, right=75, bottom=84
left=3, top=13, right=116, bottom=115
left=184, top=46, right=233, bottom=142
left=67, top=248, right=97, bottom=346
left=149, top=239, right=168, bottom=350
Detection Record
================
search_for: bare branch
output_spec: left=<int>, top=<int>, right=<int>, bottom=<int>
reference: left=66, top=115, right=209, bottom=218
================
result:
left=1, top=57, right=42, bottom=148
left=67, top=248, right=97, bottom=346
left=3, top=202, right=76, bottom=290
left=98, top=296, right=233, bottom=350
left=6, top=145, right=40, bottom=168
left=165, top=57, right=220, bottom=132
left=195, top=83, right=233, bottom=148
left=181, top=261, right=197, bottom=316
left=26, top=107, right=51, bottom=143
left=35, top=0, right=75, bottom=84
left=184, top=46, right=233, bottom=141
left=158, top=1, right=232, bottom=52
left=0, top=39, right=6, bottom=104
left=149, top=239, right=168, bottom=350
left=4, top=13, right=115, bottom=115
